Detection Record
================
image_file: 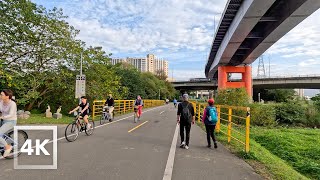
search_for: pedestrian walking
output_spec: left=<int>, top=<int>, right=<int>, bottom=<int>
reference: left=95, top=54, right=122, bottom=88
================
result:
left=202, top=98, right=218, bottom=149
left=177, top=94, right=195, bottom=150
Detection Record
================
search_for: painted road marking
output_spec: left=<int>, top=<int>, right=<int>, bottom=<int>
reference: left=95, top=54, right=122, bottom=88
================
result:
left=160, top=111, right=165, bottom=114
left=162, top=124, right=179, bottom=180
left=128, top=121, right=149, bottom=133
left=0, top=106, right=164, bottom=160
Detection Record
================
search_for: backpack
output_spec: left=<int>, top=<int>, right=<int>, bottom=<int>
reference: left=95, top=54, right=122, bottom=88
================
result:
left=206, top=106, right=217, bottom=124
left=182, top=103, right=192, bottom=121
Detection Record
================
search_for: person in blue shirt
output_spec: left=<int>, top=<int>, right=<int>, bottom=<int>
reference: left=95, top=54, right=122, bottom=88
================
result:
left=173, top=98, right=177, bottom=108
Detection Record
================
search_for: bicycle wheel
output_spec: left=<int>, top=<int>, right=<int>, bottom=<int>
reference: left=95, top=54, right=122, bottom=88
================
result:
left=133, top=113, right=137, bottom=123
left=100, top=114, right=106, bottom=125
left=1, top=130, right=28, bottom=159
left=85, top=120, right=94, bottom=136
left=108, top=112, right=114, bottom=122
left=65, top=122, right=79, bottom=142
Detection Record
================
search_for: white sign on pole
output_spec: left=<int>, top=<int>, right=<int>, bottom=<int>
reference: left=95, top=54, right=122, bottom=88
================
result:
left=75, top=75, right=86, bottom=98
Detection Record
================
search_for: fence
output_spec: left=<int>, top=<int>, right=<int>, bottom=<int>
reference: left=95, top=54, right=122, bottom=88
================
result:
left=92, top=100, right=165, bottom=120
left=191, top=102, right=251, bottom=152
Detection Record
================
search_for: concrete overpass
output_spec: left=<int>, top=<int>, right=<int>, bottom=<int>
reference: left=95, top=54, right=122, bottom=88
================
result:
left=172, top=76, right=320, bottom=91
left=205, top=0, right=320, bottom=79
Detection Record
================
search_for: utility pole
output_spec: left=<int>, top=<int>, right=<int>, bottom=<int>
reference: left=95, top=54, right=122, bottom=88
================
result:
left=80, top=52, right=83, bottom=76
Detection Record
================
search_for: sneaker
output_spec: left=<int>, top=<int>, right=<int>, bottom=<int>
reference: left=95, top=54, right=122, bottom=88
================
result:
left=3, top=146, right=12, bottom=157
left=214, top=142, right=218, bottom=149
left=180, top=141, right=186, bottom=148
left=207, top=145, right=211, bottom=148
left=87, top=124, right=92, bottom=130
left=185, top=145, right=189, bottom=150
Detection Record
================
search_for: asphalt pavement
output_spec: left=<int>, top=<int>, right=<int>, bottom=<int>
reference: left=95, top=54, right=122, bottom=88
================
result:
left=0, top=105, right=261, bottom=180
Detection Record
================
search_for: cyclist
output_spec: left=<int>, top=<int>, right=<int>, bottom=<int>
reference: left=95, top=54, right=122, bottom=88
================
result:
left=133, top=95, right=144, bottom=122
left=173, top=98, right=177, bottom=108
left=104, top=94, right=114, bottom=121
left=0, top=89, right=17, bottom=157
left=69, top=96, right=91, bottom=129
left=165, top=99, right=169, bottom=104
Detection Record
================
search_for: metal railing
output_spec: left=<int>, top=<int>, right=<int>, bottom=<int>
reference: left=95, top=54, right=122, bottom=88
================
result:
left=191, top=102, right=251, bottom=152
left=92, top=100, right=165, bottom=120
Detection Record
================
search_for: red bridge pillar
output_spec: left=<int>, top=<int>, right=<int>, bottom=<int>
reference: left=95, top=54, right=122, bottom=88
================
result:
left=218, top=66, right=252, bottom=96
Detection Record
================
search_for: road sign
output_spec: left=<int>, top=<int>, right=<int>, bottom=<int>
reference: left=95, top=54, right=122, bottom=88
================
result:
left=75, top=75, right=86, bottom=98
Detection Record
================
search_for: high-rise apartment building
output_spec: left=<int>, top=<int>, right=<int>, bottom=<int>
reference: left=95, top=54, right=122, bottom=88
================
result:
left=111, top=54, right=168, bottom=77
left=147, top=54, right=155, bottom=73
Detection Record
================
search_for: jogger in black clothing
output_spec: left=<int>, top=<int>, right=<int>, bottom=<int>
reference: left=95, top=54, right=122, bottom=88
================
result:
left=179, top=123, right=191, bottom=147
left=177, top=94, right=195, bottom=150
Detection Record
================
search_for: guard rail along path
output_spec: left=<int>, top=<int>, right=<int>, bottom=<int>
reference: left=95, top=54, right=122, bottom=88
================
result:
left=191, top=101, right=251, bottom=152
left=92, top=100, right=165, bottom=120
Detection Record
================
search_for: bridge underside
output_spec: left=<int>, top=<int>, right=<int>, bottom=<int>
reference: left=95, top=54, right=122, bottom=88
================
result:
left=205, top=0, right=320, bottom=79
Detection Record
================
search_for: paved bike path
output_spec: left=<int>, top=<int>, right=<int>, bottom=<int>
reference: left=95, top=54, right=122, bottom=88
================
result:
left=0, top=105, right=261, bottom=180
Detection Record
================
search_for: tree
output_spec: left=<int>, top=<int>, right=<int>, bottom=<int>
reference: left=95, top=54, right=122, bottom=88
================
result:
left=113, top=64, right=145, bottom=99
left=155, top=69, right=168, bottom=81
left=311, top=93, right=320, bottom=111
left=254, top=89, right=296, bottom=103
left=1, top=0, right=85, bottom=110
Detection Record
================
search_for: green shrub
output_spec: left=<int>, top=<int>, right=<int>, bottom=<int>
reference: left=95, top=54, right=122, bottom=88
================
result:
left=216, top=88, right=250, bottom=106
left=275, top=102, right=306, bottom=125
left=304, top=105, right=320, bottom=127
left=249, top=103, right=276, bottom=126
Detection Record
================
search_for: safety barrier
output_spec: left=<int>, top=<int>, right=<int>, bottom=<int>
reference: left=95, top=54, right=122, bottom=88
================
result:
left=92, top=100, right=165, bottom=120
left=191, top=102, right=251, bottom=152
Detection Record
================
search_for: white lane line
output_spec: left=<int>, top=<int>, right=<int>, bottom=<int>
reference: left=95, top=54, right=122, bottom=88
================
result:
left=160, top=111, right=165, bottom=114
left=162, top=124, right=179, bottom=180
left=0, top=106, right=164, bottom=160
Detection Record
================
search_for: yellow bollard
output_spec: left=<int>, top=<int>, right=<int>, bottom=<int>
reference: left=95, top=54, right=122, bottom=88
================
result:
left=228, top=108, right=232, bottom=143
left=92, top=101, right=96, bottom=120
left=216, top=105, right=221, bottom=133
left=245, top=108, right=251, bottom=153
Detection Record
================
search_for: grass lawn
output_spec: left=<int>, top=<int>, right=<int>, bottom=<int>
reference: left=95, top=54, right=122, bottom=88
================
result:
left=197, top=122, right=310, bottom=180
left=251, top=127, right=320, bottom=180
left=17, top=114, right=74, bottom=124
left=17, top=111, right=134, bottom=124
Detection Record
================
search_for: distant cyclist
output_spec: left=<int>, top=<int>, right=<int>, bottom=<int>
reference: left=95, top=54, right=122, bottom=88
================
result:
left=165, top=99, right=169, bottom=104
left=173, top=98, right=177, bottom=108
left=133, top=95, right=144, bottom=122
left=104, top=94, right=114, bottom=121
left=69, top=96, right=91, bottom=129
left=0, top=89, right=17, bottom=157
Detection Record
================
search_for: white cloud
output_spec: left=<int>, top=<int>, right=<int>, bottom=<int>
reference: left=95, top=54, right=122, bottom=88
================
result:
left=266, top=10, right=320, bottom=59
left=33, top=0, right=320, bottom=78
left=43, top=0, right=227, bottom=60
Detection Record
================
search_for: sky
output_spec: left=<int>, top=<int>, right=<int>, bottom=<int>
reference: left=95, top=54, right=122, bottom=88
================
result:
left=31, top=0, right=320, bottom=96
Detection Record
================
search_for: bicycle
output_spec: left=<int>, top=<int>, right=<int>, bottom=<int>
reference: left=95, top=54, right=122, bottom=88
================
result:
left=133, top=105, right=142, bottom=123
left=0, top=120, right=28, bottom=159
left=65, top=114, right=95, bottom=142
left=100, top=106, right=114, bottom=125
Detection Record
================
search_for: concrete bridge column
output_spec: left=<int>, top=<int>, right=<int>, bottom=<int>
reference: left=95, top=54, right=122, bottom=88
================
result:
left=218, top=66, right=252, bottom=96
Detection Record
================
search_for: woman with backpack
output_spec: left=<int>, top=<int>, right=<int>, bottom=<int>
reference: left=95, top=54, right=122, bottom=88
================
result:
left=202, top=98, right=218, bottom=149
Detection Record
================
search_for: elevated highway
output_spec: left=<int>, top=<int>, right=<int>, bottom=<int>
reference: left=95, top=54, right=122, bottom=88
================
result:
left=172, top=76, right=320, bottom=91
